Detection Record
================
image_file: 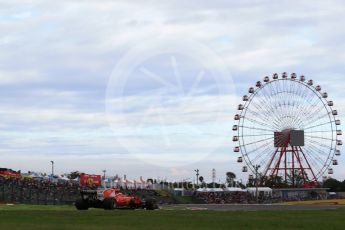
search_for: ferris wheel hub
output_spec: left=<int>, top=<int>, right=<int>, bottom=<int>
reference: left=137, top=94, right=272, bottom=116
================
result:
left=274, top=130, right=305, bottom=147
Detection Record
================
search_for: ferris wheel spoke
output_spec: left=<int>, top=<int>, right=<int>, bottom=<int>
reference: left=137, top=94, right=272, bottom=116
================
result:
left=302, top=152, right=324, bottom=177
left=282, top=81, right=295, bottom=114
left=305, top=135, right=334, bottom=141
left=241, top=136, right=274, bottom=147
left=297, top=91, right=315, bottom=116
left=291, top=115, right=305, bottom=129
left=305, top=138, right=333, bottom=155
left=304, top=102, right=325, bottom=122
left=251, top=146, right=274, bottom=164
left=302, top=145, right=330, bottom=171
left=245, top=105, right=271, bottom=122
left=295, top=89, right=306, bottom=117
left=247, top=103, right=276, bottom=127
left=247, top=98, right=281, bottom=128
left=308, top=152, right=332, bottom=173
left=301, top=155, right=323, bottom=177
left=302, top=112, right=332, bottom=129
left=245, top=141, right=273, bottom=155
left=292, top=107, right=305, bottom=128
left=305, top=138, right=332, bottom=150
left=274, top=89, right=288, bottom=121
left=267, top=83, right=283, bottom=114
left=304, top=145, right=330, bottom=162
left=304, top=104, right=326, bottom=121
left=276, top=94, right=303, bottom=129
left=263, top=84, right=279, bottom=111
left=295, top=89, right=320, bottom=125
left=304, top=119, right=331, bottom=131
left=300, top=102, right=320, bottom=122
left=243, top=117, right=272, bottom=128
left=258, top=158, right=272, bottom=169
left=258, top=85, right=286, bottom=125
left=299, top=103, right=323, bottom=124
left=305, top=141, right=331, bottom=153
left=247, top=146, right=276, bottom=169
left=305, top=130, right=333, bottom=134
left=242, top=133, right=274, bottom=137
left=251, top=148, right=271, bottom=163
left=241, top=126, right=275, bottom=132
left=304, top=145, right=331, bottom=165
left=275, top=106, right=301, bottom=129
left=252, top=100, right=274, bottom=121
left=276, top=92, right=301, bottom=126
left=304, top=121, right=333, bottom=130
left=295, top=107, right=310, bottom=127
left=258, top=150, right=278, bottom=169
left=285, top=85, right=296, bottom=115
left=251, top=145, right=275, bottom=164
left=243, top=116, right=277, bottom=130
left=303, top=136, right=331, bottom=165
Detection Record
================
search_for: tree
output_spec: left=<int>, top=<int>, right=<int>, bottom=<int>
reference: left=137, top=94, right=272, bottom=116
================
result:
left=237, top=181, right=246, bottom=189
left=323, top=178, right=342, bottom=192
left=226, top=172, right=236, bottom=187
left=260, top=175, right=286, bottom=188
left=341, top=180, right=345, bottom=191
left=67, top=171, right=81, bottom=180
left=286, top=170, right=308, bottom=187
left=199, top=176, right=204, bottom=184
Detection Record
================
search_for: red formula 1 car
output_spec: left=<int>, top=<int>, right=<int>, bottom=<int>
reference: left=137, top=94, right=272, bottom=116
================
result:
left=75, top=188, right=158, bottom=210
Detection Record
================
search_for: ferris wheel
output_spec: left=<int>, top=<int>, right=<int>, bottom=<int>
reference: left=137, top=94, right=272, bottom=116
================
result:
left=233, top=73, right=342, bottom=186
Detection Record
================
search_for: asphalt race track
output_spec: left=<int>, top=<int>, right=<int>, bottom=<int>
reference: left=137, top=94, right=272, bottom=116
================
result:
left=163, top=204, right=343, bottom=211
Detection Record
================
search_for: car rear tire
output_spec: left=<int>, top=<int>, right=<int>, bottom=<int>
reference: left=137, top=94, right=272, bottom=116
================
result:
left=103, top=198, right=116, bottom=210
left=75, top=198, right=89, bottom=210
left=145, top=199, right=158, bottom=210
left=129, top=200, right=137, bottom=210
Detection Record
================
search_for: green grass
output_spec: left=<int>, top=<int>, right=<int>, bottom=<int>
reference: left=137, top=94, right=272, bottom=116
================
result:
left=0, top=204, right=344, bottom=230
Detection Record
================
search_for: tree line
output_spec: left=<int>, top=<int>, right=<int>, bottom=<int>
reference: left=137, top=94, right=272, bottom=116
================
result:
left=322, top=178, right=345, bottom=192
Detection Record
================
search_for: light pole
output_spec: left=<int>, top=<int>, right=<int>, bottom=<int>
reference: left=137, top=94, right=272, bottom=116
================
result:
left=212, top=168, right=216, bottom=189
left=50, top=161, right=54, bottom=177
left=102, top=170, right=106, bottom=179
left=254, top=165, right=261, bottom=203
left=194, top=169, right=200, bottom=186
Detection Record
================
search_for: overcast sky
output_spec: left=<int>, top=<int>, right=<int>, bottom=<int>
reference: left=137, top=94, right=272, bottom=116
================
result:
left=0, top=0, right=344, bottom=183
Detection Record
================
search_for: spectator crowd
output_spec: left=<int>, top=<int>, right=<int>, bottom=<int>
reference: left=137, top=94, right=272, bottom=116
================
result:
left=196, top=191, right=248, bottom=204
left=0, top=175, right=175, bottom=205
left=0, top=175, right=80, bottom=204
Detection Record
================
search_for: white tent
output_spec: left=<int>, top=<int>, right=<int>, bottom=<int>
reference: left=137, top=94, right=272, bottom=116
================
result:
left=247, top=187, right=272, bottom=195
left=196, top=187, right=247, bottom=193
left=224, top=187, right=247, bottom=192
left=196, top=188, right=225, bottom=193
